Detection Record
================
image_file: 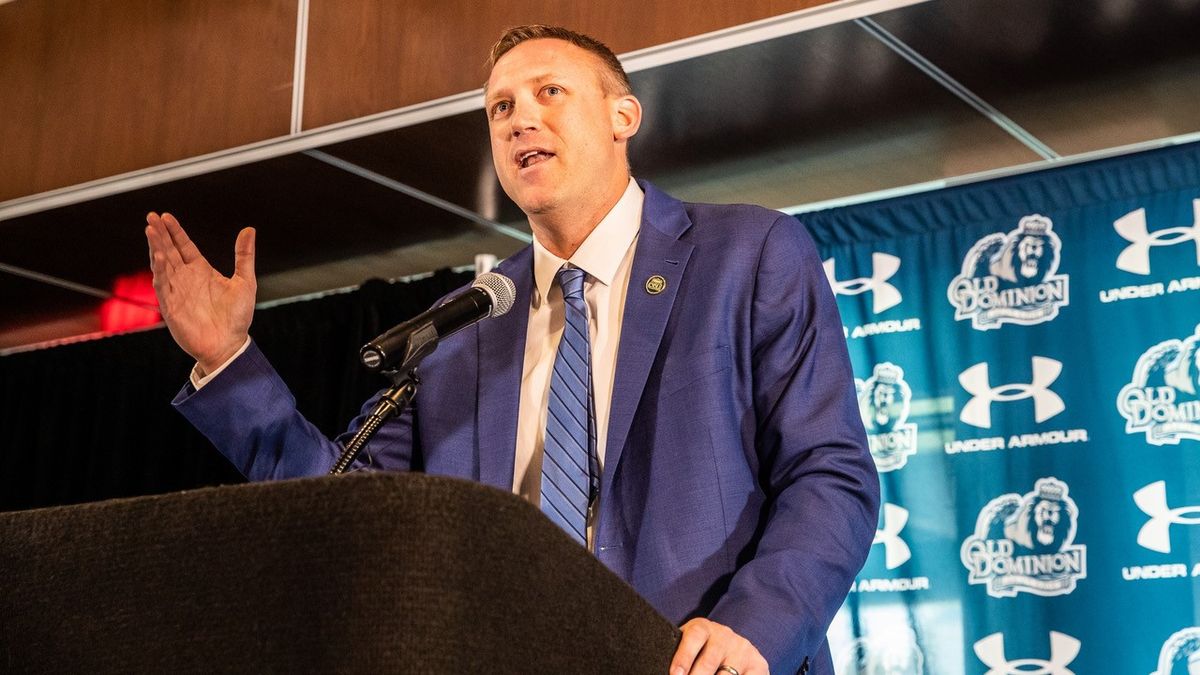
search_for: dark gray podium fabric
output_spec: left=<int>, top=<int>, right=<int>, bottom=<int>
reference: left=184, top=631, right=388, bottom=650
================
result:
left=0, top=473, right=680, bottom=674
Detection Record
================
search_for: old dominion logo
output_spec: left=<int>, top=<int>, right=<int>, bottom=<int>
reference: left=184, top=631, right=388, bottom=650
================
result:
left=948, top=214, right=1069, bottom=330
left=856, top=362, right=917, bottom=472
left=1118, top=324, right=1200, bottom=445
left=1150, top=627, right=1200, bottom=675
left=960, top=477, right=1087, bottom=598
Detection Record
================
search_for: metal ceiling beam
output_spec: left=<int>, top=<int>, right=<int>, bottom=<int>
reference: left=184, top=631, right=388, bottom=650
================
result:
left=0, top=261, right=159, bottom=311
left=855, top=16, right=1061, bottom=161
left=302, top=150, right=532, bottom=244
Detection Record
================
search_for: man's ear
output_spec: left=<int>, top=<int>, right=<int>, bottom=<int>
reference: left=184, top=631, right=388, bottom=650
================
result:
left=612, top=95, right=642, bottom=141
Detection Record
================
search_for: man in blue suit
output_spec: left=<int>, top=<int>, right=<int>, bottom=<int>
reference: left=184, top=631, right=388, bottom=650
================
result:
left=145, top=25, right=878, bottom=675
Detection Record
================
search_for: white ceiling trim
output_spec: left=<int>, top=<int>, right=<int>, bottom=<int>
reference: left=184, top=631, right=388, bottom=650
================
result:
left=290, top=0, right=312, bottom=135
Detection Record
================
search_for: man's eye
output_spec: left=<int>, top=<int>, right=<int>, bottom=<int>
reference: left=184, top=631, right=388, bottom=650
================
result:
left=491, top=101, right=511, bottom=118
left=544, top=86, right=562, bottom=96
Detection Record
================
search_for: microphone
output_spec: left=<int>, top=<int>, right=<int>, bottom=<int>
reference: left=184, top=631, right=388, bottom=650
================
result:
left=360, top=272, right=517, bottom=372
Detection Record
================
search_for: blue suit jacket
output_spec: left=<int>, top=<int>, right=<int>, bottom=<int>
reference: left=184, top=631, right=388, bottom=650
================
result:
left=176, top=181, right=879, bottom=674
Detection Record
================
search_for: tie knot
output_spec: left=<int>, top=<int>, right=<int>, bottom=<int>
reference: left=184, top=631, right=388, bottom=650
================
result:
left=556, top=266, right=586, bottom=301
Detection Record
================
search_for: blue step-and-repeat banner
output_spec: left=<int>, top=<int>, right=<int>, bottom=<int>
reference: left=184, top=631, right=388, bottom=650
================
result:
left=803, top=141, right=1200, bottom=674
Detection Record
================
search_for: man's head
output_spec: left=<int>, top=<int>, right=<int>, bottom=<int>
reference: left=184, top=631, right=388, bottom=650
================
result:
left=484, top=25, right=642, bottom=233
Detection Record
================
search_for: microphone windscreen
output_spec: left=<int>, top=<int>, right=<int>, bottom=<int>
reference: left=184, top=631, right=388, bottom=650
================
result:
left=471, top=272, right=517, bottom=317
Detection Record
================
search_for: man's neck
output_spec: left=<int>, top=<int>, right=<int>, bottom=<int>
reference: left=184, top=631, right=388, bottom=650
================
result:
left=529, top=175, right=631, bottom=259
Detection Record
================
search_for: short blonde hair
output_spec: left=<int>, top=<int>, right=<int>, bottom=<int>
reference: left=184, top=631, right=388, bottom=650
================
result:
left=487, top=24, right=632, bottom=97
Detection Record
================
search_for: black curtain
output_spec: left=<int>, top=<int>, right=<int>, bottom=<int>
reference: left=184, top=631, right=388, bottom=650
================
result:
left=0, top=269, right=472, bottom=512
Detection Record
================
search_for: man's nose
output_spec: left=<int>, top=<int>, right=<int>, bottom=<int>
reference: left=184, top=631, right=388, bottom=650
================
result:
left=510, top=103, right=540, bottom=137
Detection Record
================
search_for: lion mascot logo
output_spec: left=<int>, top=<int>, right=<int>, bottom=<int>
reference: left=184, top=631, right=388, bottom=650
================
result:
left=1150, top=627, right=1200, bottom=675
left=961, top=477, right=1087, bottom=598
left=948, top=214, right=1070, bottom=330
left=985, top=217, right=1060, bottom=284
left=1118, top=324, right=1200, bottom=445
left=856, top=362, right=918, bottom=472
left=1003, top=479, right=1077, bottom=554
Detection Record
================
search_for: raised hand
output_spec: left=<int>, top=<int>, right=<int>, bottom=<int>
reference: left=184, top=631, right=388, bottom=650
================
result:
left=145, top=212, right=257, bottom=376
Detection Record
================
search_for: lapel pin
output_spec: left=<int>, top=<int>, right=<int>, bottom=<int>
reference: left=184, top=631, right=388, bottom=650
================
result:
left=645, top=275, right=667, bottom=295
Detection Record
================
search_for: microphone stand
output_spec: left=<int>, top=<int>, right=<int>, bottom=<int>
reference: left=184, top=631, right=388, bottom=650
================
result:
left=328, top=367, right=419, bottom=475
left=333, top=275, right=513, bottom=474
left=330, top=320, right=440, bottom=475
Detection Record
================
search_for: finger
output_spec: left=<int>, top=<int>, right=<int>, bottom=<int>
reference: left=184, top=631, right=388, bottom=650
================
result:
left=147, top=226, right=164, bottom=276
left=145, top=213, right=160, bottom=271
left=146, top=212, right=184, bottom=270
left=740, top=659, right=769, bottom=675
left=710, top=641, right=762, bottom=675
left=161, top=212, right=204, bottom=265
left=233, top=227, right=256, bottom=283
left=671, top=620, right=711, bottom=675
left=688, top=637, right=732, bottom=675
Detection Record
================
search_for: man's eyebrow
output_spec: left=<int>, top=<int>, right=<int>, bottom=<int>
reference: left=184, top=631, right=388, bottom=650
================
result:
left=484, top=72, right=562, bottom=100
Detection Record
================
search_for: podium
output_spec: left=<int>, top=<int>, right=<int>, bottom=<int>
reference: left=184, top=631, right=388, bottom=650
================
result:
left=0, top=473, right=680, bottom=673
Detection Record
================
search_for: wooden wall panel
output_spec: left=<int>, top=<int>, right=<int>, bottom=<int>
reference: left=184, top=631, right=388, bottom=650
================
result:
left=302, top=0, right=836, bottom=130
left=0, top=0, right=297, bottom=202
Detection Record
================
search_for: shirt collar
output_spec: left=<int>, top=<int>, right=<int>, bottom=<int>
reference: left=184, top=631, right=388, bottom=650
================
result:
left=532, top=177, right=644, bottom=298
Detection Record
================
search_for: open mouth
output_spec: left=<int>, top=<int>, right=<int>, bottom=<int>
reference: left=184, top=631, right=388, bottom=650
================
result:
left=517, top=149, right=555, bottom=169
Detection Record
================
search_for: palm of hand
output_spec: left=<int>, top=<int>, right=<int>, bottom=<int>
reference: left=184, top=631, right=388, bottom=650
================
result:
left=160, top=258, right=255, bottom=367
left=146, top=212, right=257, bottom=373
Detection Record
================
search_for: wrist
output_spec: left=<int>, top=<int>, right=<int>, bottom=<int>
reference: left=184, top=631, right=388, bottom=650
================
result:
left=196, top=338, right=248, bottom=377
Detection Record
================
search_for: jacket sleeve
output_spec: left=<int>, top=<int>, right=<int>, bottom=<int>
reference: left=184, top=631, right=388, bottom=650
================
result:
left=172, top=339, right=416, bottom=481
left=707, top=215, right=880, bottom=671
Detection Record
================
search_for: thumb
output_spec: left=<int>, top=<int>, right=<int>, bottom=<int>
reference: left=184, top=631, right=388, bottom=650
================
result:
left=233, top=227, right=256, bottom=282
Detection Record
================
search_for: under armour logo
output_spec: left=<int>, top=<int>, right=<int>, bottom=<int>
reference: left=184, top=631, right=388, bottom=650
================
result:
left=823, top=252, right=902, bottom=313
left=959, top=357, right=1065, bottom=428
left=873, top=503, right=912, bottom=569
left=974, top=631, right=1080, bottom=675
left=1134, top=480, right=1200, bottom=554
left=1114, top=200, right=1200, bottom=275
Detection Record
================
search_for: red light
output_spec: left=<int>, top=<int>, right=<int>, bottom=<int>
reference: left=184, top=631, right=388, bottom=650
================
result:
left=99, top=271, right=161, bottom=332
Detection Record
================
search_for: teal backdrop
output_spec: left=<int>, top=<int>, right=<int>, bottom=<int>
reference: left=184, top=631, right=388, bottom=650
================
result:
left=802, top=141, right=1200, bottom=674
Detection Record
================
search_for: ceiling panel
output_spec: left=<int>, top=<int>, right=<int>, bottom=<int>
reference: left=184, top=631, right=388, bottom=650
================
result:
left=301, top=0, right=840, bottom=129
left=0, top=0, right=298, bottom=202
left=873, top=0, right=1200, bottom=156
left=317, top=113, right=528, bottom=224
left=627, top=20, right=1042, bottom=208
left=0, top=153, right=517, bottom=341
left=319, top=17, right=1044, bottom=220
left=0, top=274, right=102, bottom=349
left=0, top=154, right=491, bottom=288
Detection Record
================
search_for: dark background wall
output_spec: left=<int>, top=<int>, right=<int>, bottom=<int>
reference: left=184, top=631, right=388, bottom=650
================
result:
left=0, top=269, right=470, bottom=512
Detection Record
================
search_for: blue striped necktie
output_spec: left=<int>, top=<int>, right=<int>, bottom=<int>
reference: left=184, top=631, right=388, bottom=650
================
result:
left=541, top=265, right=598, bottom=546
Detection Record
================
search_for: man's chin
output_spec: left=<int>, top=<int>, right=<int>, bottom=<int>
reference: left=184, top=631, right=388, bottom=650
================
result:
left=512, top=192, right=558, bottom=217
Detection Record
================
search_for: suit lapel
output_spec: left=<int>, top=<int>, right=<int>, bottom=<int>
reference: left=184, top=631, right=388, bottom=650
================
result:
left=602, top=183, right=694, bottom=505
left=476, top=247, right=533, bottom=490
